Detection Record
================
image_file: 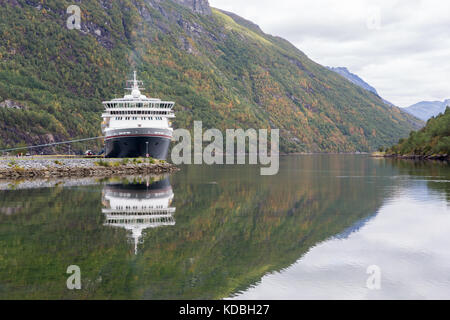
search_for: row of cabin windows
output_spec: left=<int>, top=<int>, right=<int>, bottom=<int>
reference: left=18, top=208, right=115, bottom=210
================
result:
left=114, top=117, right=164, bottom=121
left=109, top=110, right=170, bottom=115
left=116, top=206, right=166, bottom=210
left=105, top=103, right=173, bottom=109
left=108, top=212, right=172, bottom=217
left=107, top=217, right=173, bottom=224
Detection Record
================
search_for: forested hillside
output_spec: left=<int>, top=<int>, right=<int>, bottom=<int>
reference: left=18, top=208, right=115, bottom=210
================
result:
left=0, top=0, right=422, bottom=154
left=386, top=107, right=450, bottom=158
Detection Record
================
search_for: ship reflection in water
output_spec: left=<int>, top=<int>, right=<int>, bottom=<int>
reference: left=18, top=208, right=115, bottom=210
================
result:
left=102, top=176, right=176, bottom=254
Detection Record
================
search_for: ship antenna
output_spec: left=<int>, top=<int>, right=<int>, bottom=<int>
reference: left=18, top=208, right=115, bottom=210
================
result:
left=133, top=71, right=138, bottom=90
left=125, top=70, right=144, bottom=94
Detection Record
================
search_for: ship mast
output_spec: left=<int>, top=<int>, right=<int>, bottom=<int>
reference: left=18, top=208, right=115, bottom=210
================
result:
left=132, top=71, right=138, bottom=90
left=126, top=70, right=144, bottom=98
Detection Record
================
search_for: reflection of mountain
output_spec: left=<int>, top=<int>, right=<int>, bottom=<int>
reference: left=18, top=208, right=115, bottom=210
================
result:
left=102, top=178, right=176, bottom=254
left=2, top=156, right=447, bottom=299
left=132, top=157, right=402, bottom=299
left=334, top=213, right=377, bottom=240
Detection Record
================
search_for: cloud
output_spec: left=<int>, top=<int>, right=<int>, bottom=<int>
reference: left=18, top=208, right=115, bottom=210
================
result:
left=209, top=0, right=450, bottom=107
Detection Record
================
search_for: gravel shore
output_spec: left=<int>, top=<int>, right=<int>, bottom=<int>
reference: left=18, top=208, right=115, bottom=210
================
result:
left=371, top=153, right=449, bottom=161
left=0, top=174, right=171, bottom=191
left=0, top=157, right=179, bottom=179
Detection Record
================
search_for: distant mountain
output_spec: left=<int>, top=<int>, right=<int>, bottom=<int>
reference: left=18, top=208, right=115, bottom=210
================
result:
left=404, top=99, right=450, bottom=121
left=327, top=67, right=394, bottom=106
left=327, top=67, right=378, bottom=95
left=0, top=0, right=422, bottom=154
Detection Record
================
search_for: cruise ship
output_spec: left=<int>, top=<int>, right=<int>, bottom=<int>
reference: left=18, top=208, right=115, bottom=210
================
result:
left=102, top=177, right=176, bottom=254
left=101, top=71, right=175, bottom=159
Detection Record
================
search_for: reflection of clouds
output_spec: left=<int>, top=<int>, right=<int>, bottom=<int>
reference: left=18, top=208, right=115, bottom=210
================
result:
left=102, top=177, right=176, bottom=254
left=232, top=184, right=450, bottom=300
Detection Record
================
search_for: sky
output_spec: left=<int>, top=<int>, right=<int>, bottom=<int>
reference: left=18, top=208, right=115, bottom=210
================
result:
left=209, top=0, right=450, bottom=107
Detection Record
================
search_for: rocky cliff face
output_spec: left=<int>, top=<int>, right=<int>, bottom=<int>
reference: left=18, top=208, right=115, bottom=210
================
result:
left=171, top=0, right=212, bottom=15
left=0, top=100, right=25, bottom=110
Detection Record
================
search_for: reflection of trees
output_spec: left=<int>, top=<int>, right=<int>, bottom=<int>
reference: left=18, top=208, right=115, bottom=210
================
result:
left=0, top=156, right=431, bottom=299
left=386, top=158, right=450, bottom=201
left=133, top=156, right=396, bottom=299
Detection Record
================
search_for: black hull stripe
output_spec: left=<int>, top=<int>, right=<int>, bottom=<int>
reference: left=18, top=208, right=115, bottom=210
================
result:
left=105, top=134, right=172, bottom=140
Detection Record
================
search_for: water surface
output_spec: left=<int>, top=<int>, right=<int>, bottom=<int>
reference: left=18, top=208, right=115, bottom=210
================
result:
left=0, top=155, right=449, bottom=299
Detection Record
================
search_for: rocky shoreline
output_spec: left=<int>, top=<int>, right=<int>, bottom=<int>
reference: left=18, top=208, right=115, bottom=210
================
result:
left=0, top=158, right=179, bottom=180
left=371, top=152, right=449, bottom=162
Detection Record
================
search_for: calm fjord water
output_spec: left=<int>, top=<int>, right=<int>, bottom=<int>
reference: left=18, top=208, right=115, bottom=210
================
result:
left=0, top=155, right=449, bottom=299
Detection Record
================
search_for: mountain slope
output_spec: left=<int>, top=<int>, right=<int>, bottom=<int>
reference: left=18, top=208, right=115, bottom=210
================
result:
left=387, top=107, right=450, bottom=159
left=404, top=99, right=450, bottom=121
left=327, top=66, right=395, bottom=106
left=327, top=67, right=379, bottom=96
left=0, top=0, right=422, bottom=154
